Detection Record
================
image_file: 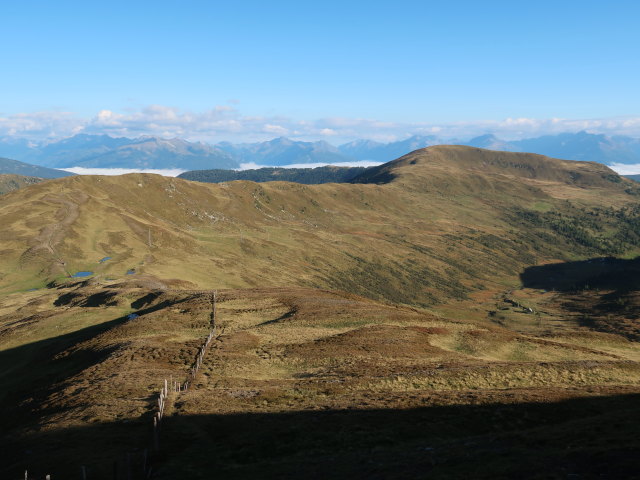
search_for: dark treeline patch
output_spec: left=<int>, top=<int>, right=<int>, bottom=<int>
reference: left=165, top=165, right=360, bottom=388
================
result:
left=508, top=203, right=640, bottom=256
left=178, top=165, right=370, bottom=184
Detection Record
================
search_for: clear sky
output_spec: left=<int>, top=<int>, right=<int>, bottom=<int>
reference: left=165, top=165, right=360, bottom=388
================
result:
left=2, top=0, right=640, bottom=142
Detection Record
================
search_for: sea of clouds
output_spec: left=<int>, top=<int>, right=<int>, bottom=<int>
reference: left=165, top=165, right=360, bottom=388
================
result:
left=62, top=160, right=383, bottom=177
left=62, top=161, right=640, bottom=177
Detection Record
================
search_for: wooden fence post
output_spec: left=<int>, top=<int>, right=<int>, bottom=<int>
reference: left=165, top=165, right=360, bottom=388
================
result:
left=126, top=452, right=132, bottom=480
left=153, top=417, right=159, bottom=450
left=142, top=448, right=148, bottom=477
left=212, top=290, right=217, bottom=327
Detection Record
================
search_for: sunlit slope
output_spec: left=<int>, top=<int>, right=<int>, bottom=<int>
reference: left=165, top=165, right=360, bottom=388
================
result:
left=355, top=144, right=630, bottom=189
left=1, top=146, right=639, bottom=304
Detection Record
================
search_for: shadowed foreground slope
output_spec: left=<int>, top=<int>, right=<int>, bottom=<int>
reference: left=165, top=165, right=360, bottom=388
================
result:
left=9, top=394, right=640, bottom=479
left=2, top=284, right=640, bottom=478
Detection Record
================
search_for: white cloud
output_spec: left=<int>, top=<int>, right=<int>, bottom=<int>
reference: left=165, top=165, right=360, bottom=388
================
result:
left=2, top=106, right=640, bottom=144
left=608, top=163, right=640, bottom=176
left=263, top=124, right=289, bottom=135
left=0, top=111, right=79, bottom=139
left=237, top=162, right=265, bottom=170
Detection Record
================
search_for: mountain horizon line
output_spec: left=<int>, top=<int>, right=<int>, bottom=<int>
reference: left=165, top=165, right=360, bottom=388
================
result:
left=4, top=129, right=640, bottom=148
left=3, top=130, right=640, bottom=173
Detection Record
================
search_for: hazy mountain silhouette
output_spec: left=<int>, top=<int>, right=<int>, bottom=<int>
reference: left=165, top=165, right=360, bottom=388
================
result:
left=3, top=131, right=640, bottom=170
left=217, top=136, right=355, bottom=165
left=0, top=156, right=73, bottom=178
left=0, top=134, right=239, bottom=170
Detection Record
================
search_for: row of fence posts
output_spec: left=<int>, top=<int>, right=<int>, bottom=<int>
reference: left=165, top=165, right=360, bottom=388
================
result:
left=25, top=291, right=220, bottom=480
left=151, top=378, right=169, bottom=453
left=181, top=326, right=216, bottom=392
left=143, top=291, right=218, bottom=478
left=24, top=291, right=217, bottom=480
left=24, top=472, right=51, bottom=479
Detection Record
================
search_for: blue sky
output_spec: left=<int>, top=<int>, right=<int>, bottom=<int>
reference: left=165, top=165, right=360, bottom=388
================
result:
left=2, top=0, right=640, bottom=142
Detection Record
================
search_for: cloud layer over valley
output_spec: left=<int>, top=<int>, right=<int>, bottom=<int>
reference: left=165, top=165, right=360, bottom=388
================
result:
left=3, top=106, right=640, bottom=144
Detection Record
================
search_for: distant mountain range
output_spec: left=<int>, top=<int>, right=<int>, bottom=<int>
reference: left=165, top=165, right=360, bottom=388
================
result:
left=0, top=157, right=73, bottom=178
left=217, top=137, right=353, bottom=166
left=2, top=131, right=640, bottom=170
left=339, top=132, right=640, bottom=165
left=0, top=134, right=237, bottom=170
left=339, top=135, right=443, bottom=161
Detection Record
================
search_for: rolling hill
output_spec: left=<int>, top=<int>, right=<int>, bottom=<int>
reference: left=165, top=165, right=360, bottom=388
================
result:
left=2, top=146, right=640, bottom=478
left=340, top=131, right=640, bottom=165
left=2, top=146, right=639, bottom=301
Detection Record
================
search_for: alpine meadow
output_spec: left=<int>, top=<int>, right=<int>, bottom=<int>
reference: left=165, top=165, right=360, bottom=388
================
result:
left=2, top=146, right=640, bottom=478
left=3, top=2, right=640, bottom=479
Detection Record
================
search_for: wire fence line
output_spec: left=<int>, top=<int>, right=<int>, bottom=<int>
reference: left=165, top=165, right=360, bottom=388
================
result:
left=24, top=290, right=220, bottom=480
left=145, top=290, right=219, bottom=479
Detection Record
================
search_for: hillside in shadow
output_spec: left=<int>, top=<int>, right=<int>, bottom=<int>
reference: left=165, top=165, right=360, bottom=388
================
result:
left=0, top=313, right=134, bottom=431
left=521, top=257, right=640, bottom=340
left=520, top=257, right=640, bottom=292
left=4, top=393, right=640, bottom=479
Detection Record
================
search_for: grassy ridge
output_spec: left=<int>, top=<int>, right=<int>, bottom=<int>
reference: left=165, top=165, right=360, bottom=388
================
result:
left=1, top=146, right=639, bottom=307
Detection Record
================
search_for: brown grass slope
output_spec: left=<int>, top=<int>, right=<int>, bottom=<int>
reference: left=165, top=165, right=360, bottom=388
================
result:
left=1, top=284, right=639, bottom=478
left=1, top=146, right=639, bottom=307
left=354, top=145, right=626, bottom=188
